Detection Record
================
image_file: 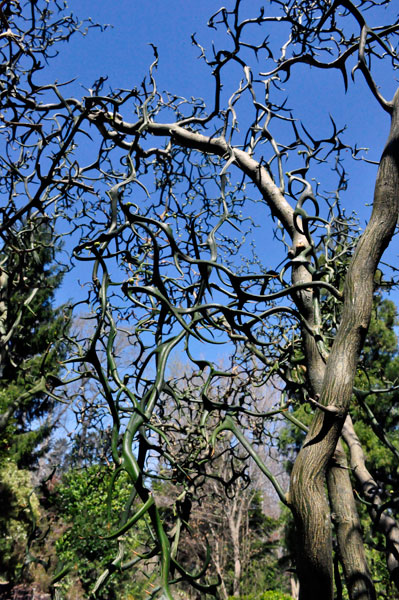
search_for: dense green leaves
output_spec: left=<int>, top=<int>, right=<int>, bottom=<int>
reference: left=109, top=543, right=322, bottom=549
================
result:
left=354, top=297, right=399, bottom=482
left=53, top=465, right=151, bottom=599
left=228, top=592, right=293, bottom=600
left=0, top=460, right=40, bottom=582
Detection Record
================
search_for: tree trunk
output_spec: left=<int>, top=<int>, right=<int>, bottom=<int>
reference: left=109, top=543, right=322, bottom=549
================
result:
left=291, top=271, right=375, bottom=598
left=228, top=497, right=243, bottom=597
left=289, top=88, right=399, bottom=600
left=290, top=576, right=300, bottom=600
left=343, top=416, right=399, bottom=588
left=327, top=441, right=376, bottom=600
left=213, top=539, right=229, bottom=600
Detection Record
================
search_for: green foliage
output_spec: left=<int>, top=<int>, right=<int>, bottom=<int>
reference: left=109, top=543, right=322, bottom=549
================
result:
left=353, top=296, right=399, bottom=482
left=351, top=299, right=399, bottom=597
left=364, top=544, right=398, bottom=600
left=228, top=591, right=293, bottom=600
left=0, top=459, right=40, bottom=581
left=53, top=465, right=150, bottom=599
left=238, top=493, right=290, bottom=596
left=0, top=222, right=69, bottom=587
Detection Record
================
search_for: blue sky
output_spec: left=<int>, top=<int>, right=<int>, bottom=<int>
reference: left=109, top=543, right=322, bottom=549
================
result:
left=56, top=1, right=220, bottom=99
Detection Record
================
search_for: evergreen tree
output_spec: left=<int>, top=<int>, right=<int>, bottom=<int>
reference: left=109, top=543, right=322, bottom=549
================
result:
left=0, top=218, right=69, bottom=468
left=353, top=296, right=399, bottom=484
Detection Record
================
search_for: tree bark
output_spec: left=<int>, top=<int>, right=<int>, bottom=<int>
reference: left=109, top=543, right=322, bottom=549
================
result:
left=291, top=259, right=375, bottom=598
left=327, top=441, right=376, bottom=600
left=343, top=416, right=399, bottom=588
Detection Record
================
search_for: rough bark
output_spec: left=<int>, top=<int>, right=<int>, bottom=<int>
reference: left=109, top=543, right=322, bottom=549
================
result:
left=343, top=416, right=399, bottom=588
left=289, top=88, right=399, bottom=600
left=327, top=441, right=376, bottom=600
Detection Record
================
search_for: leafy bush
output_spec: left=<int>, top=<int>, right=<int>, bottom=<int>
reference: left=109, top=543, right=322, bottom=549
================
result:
left=54, top=465, right=151, bottom=599
left=0, top=459, right=40, bottom=582
left=228, top=591, right=294, bottom=600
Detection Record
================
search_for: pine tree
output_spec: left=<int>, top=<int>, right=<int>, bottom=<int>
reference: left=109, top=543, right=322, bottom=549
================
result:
left=353, top=296, right=399, bottom=482
left=0, top=218, right=69, bottom=468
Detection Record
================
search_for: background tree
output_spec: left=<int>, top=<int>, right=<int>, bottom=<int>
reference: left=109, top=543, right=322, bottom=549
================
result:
left=49, top=465, right=152, bottom=600
left=152, top=367, right=289, bottom=599
left=0, top=219, right=69, bottom=466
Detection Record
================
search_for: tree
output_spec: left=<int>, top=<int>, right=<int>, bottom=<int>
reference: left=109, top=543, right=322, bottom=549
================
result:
left=153, top=387, right=289, bottom=600
left=179, top=466, right=287, bottom=600
left=2, top=1, right=399, bottom=599
left=0, top=218, right=70, bottom=588
left=0, top=219, right=69, bottom=466
left=49, top=465, right=152, bottom=600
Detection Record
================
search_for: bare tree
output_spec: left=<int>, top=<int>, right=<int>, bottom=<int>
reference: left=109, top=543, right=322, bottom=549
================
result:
left=2, top=1, right=399, bottom=599
left=153, top=364, right=288, bottom=598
